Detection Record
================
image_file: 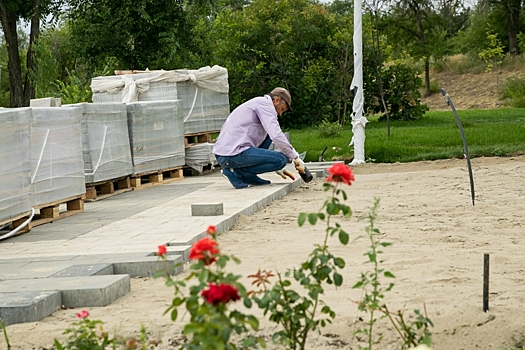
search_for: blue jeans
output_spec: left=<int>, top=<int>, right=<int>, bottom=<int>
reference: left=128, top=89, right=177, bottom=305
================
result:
left=215, top=136, right=287, bottom=181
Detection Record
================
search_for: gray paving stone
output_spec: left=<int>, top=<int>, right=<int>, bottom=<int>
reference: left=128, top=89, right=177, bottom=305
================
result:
left=0, top=291, right=61, bottom=326
left=50, top=264, right=114, bottom=277
left=0, top=275, right=130, bottom=308
left=191, top=203, right=224, bottom=216
left=109, top=255, right=184, bottom=277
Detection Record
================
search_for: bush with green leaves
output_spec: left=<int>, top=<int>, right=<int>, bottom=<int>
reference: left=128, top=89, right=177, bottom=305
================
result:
left=365, top=60, right=428, bottom=121
left=318, top=119, right=344, bottom=138
left=502, top=76, right=525, bottom=108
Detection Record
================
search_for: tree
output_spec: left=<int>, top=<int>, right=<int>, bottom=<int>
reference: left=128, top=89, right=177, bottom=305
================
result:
left=66, top=0, right=210, bottom=70
left=0, top=0, right=61, bottom=107
left=483, top=0, right=523, bottom=55
left=384, top=0, right=453, bottom=97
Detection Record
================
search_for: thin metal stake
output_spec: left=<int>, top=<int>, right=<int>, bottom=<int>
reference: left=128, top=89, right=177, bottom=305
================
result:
left=483, top=253, right=490, bottom=312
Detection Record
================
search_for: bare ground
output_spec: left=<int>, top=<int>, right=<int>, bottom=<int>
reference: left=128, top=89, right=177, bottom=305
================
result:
left=420, top=70, right=523, bottom=111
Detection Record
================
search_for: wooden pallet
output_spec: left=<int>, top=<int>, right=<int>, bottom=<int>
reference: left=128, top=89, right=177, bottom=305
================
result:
left=184, top=131, right=219, bottom=148
left=8, top=195, right=85, bottom=234
left=130, top=166, right=184, bottom=190
left=85, top=176, right=133, bottom=202
left=183, top=164, right=218, bottom=176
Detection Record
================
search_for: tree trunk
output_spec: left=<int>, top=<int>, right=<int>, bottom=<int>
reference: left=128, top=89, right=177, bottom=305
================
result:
left=0, top=1, right=24, bottom=107
left=424, top=57, right=431, bottom=97
left=507, top=0, right=521, bottom=55
left=24, top=0, right=41, bottom=105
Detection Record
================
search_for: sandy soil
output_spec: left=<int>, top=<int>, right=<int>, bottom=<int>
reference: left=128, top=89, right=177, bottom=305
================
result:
left=2, top=155, right=524, bottom=350
left=420, top=70, right=523, bottom=111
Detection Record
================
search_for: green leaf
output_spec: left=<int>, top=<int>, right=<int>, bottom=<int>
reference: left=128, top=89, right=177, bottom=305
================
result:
left=308, top=213, right=319, bottom=225
left=338, top=230, right=349, bottom=245
left=244, top=298, right=253, bottom=308
left=384, top=271, right=396, bottom=278
left=326, top=202, right=336, bottom=215
left=298, top=212, right=307, bottom=226
left=170, top=308, right=178, bottom=321
left=333, top=272, right=343, bottom=286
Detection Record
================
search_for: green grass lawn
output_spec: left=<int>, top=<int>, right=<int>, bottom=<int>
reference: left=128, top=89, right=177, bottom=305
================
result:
left=288, top=108, right=525, bottom=163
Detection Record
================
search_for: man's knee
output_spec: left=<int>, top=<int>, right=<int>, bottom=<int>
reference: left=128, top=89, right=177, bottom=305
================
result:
left=276, top=153, right=287, bottom=168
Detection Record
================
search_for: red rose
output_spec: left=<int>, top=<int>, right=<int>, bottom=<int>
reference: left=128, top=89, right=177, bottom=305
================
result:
left=207, top=225, right=217, bottom=236
left=189, top=238, right=219, bottom=265
left=201, top=283, right=240, bottom=305
left=76, top=310, right=90, bottom=319
left=157, top=245, right=167, bottom=256
left=326, top=163, right=355, bottom=185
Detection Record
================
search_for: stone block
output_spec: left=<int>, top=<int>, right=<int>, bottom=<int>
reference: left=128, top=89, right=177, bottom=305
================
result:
left=110, top=255, right=184, bottom=277
left=50, top=264, right=114, bottom=277
left=0, top=291, right=61, bottom=326
left=191, top=203, right=223, bottom=216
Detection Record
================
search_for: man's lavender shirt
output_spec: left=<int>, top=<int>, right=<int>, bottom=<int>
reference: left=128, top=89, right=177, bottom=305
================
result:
left=213, top=95, right=299, bottom=160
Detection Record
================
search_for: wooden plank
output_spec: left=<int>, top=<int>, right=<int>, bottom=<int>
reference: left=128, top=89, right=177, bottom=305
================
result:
left=84, top=176, right=132, bottom=202
left=131, top=167, right=184, bottom=190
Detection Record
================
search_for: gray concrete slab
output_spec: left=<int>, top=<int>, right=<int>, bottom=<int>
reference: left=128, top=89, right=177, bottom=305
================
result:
left=50, top=263, right=114, bottom=277
left=0, top=275, right=130, bottom=308
left=109, top=255, right=184, bottom=277
left=191, top=203, right=224, bottom=216
left=0, top=291, right=61, bottom=326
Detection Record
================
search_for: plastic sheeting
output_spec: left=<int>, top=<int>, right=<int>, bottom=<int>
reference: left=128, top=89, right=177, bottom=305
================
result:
left=126, top=100, right=185, bottom=174
left=66, top=103, right=133, bottom=184
left=30, top=107, right=86, bottom=207
left=91, top=65, right=230, bottom=134
left=184, top=143, right=217, bottom=173
left=0, top=108, right=32, bottom=222
left=178, top=81, right=229, bottom=134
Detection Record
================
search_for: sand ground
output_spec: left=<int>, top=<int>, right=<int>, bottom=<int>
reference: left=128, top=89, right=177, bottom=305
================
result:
left=2, top=155, right=525, bottom=350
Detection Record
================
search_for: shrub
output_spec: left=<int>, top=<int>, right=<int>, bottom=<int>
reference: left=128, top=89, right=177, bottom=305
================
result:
left=317, top=119, right=344, bottom=138
left=502, top=76, right=525, bottom=108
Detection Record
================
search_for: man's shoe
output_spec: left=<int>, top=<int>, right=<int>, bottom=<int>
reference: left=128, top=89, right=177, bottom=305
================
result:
left=221, top=168, right=249, bottom=189
left=243, top=175, right=271, bottom=186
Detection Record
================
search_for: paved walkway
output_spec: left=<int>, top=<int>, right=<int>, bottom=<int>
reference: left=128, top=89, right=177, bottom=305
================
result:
left=0, top=165, right=323, bottom=325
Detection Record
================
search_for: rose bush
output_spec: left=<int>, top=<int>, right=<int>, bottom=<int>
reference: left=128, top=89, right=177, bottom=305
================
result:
left=158, top=225, right=263, bottom=349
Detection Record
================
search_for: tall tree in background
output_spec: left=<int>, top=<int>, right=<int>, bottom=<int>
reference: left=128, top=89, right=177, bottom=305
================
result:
left=483, top=0, right=523, bottom=54
left=0, top=0, right=60, bottom=107
left=67, top=0, right=212, bottom=70
left=385, top=0, right=450, bottom=97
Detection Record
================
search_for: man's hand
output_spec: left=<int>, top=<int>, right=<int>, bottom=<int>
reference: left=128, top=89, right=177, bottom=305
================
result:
left=276, top=169, right=295, bottom=180
left=293, top=157, right=305, bottom=172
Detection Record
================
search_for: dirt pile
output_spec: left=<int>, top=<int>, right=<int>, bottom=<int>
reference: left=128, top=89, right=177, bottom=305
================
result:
left=420, top=70, right=522, bottom=111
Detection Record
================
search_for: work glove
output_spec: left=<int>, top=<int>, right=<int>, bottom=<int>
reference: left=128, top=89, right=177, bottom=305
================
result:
left=275, top=169, right=295, bottom=180
left=293, top=157, right=305, bottom=173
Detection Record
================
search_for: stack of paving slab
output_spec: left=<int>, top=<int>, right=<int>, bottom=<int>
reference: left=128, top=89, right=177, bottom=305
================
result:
left=65, top=102, right=133, bottom=184
left=185, top=142, right=218, bottom=173
left=30, top=107, right=86, bottom=207
left=90, top=65, right=230, bottom=135
left=0, top=108, right=32, bottom=224
left=126, top=100, right=185, bottom=174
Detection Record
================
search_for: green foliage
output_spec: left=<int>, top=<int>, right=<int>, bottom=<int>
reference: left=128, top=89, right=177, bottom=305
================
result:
left=478, top=33, right=505, bottom=72
left=252, top=171, right=353, bottom=349
left=0, top=318, right=10, bottom=349
left=54, top=315, right=116, bottom=350
left=53, top=69, right=92, bottom=104
left=317, top=119, right=343, bottom=138
left=353, top=199, right=433, bottom=349
left=67, top=0, right=200, bottom=70
left=502, top=76, right=525, bottom=108
left=365, top=60, right=428, bottom=121
left=210, top=0, right=346, bottom=127
left=158, top=237, right=263, bottom=349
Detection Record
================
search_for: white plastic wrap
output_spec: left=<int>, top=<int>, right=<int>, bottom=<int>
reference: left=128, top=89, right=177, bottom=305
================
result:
left=30, top=107, right=86, bottom=207
left=91, top=65, right=230, bottom=134
left=126, top=100, right=185, bottom=174
left=184, top=143, right=217, bottom=173
left=65, top=103, right=133, bottom=184
left=0, top=108, right=32, bottom=222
